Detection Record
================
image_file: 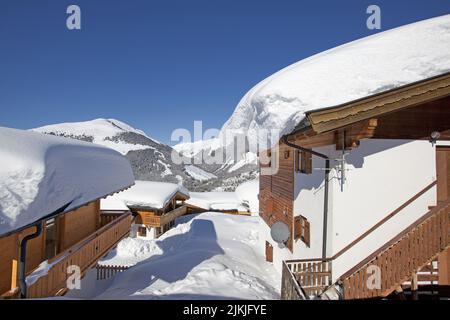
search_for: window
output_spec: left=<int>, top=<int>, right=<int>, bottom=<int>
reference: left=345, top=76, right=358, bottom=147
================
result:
left=138, top=226, right=147, bottom=237
left=294, top=215, right=310, bottom=247
left=44, top=218, right=59, bottom=260
left=296, top=150, right=312, bottom=174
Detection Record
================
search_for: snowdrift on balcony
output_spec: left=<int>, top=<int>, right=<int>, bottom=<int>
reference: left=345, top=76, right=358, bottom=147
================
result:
left=0, top=127, right=135, bottom=236
left=222, top=14, right=450, bottom=147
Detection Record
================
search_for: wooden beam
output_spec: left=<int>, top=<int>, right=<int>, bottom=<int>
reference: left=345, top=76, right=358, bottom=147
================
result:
left=10, top=259, right=18, bottom=291
left=335, top=118, right=378, bottom=150
left=307, top=73, right=450, bottom=134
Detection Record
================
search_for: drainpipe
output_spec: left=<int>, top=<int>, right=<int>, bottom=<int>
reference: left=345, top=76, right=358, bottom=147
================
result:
left=18, top=223, right=42, bottom=298
left=17, top=201, right=73, bottom=298
left=282, top=135, right=331, bottom=259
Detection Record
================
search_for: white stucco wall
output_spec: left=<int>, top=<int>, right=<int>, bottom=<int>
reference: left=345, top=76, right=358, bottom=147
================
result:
left=258, top=217, right=293, bottom=275
left=292, top=145, right=335, bottom=260
left=330, top=139, right=436, bottom=281
left=288, top=139, right=437, bottom=282
left=131, top=223, right=157, bottom=240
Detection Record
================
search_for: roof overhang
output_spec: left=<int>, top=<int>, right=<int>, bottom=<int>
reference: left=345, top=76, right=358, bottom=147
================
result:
left=301, top=72, right=450, bottom=135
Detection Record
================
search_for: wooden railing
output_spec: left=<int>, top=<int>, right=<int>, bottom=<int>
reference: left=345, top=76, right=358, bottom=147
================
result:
left=140, top=205, right=188, bottom=227
left=340, top=200, right=450, bottom=299
left=282, top=259, right=332, bottom=299
left=100, top=211, right=128, bottom=227
left=281, top=261, right=306, bottom=300
left=26, top=213, right=132, bottom=298
left=96, top=264, right=130, bottom=280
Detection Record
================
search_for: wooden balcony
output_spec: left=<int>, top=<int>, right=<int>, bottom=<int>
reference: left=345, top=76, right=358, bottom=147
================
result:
left=137, top=205, right=188, bottom=228
left=282, top=259, right=332, bottom=299
left=25, top=212, right=132, bottom=298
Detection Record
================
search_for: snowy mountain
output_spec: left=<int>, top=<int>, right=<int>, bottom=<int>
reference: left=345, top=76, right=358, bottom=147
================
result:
left=32, top=119, right=257, bottom=191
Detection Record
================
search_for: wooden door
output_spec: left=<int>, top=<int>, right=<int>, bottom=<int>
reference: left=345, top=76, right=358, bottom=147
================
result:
left=436, top=147, right=450, bottom=285
left=436, top=147, right=450, bottom=203
left=265, top=241, right=273, bottom=263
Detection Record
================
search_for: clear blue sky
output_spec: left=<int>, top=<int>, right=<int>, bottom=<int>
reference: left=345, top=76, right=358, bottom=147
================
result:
left=0, top=1, right=449, bottom=144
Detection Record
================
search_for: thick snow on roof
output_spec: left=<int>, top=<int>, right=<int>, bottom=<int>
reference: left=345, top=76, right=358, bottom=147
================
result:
left=0, top=127, right=135, bottom=236
left=100, top=197, right=130, bottom=211
left=235, top=179, right=259, bottom=215
left=110, top=180, right=189, bottom=209
left=222, top=15, right=450, bottom=144
left=186, top=192, right=247, bottom=211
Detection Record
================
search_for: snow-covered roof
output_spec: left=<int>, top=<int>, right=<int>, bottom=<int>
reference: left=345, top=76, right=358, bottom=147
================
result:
left=186, top=192, right=247, bottom=211
left=100, top=197, right=130, bottom=211
left=222, top=15, right=450, bottom=143
left=0, top=127, right=135, bottom=236
left=108, top=180, right=190, bottom=210
left=235, top=179, right=259, bottom=214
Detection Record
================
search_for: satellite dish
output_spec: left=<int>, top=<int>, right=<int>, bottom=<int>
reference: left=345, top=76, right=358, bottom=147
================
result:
left=270, top=222, right=290, bottom=244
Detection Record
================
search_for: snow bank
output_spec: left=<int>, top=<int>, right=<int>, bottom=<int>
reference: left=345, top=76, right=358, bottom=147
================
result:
left=33, top=118, right=155, bottom=155
left=222, top=15, right=450, bottom=147
left=108, top=180, right=189, bottom=209
left=84, top=212, right=280, bottom=299
left=0, top=127, right=134, bottom=236
left=187, top=192, right=246, bottom=211
left=235, top=179, right=259, bottom=214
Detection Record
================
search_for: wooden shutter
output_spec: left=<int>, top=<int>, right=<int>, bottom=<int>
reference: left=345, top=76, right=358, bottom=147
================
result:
left=294, top=216, right=302, bottom=239
left=303, top=219, right=310, bottom=247
left=265, top=241, right=273, bottom=263
left=294, top=216, right=310, bottom=247
left=300, top=151, right=312, bottom=174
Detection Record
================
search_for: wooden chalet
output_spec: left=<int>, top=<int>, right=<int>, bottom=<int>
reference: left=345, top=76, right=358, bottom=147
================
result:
left=260, top=72, right=450, bottom=299
left=102, top=181, right=190, bottom=239
left=0, top=128, right=135, bottom=299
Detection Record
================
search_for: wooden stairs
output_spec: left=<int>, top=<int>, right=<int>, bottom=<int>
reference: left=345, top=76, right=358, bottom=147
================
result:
left=339, top=199, right=450, bottom=299
left=282, top=196, right=450, bottom=300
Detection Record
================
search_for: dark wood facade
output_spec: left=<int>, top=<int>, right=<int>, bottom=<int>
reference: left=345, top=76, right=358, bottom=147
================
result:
left=259, top=142, right=295, bottom=251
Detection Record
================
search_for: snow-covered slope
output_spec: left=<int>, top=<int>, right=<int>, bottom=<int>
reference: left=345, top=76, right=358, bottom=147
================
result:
left=222, top=15, right=450, bottom=146
left=34, top=119, right=256, bottom=191
left=0, top=127, right=134, bottom=236
left=184, top=165, right=217, bottom=181
left=68, top=212, right=280, bottom=299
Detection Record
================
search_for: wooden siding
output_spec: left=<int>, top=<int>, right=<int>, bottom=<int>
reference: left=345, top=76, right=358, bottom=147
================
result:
left=0, top=200, right=102, bottom=296
left=27, top=213, right=132, bottom=298
left=59, top=201, right=100, bottom=251
left=135, top=205, right=188, bottom=228
left=259, top=142, right=295, bottom=251
left=0, top=234, right=19, bottom=294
